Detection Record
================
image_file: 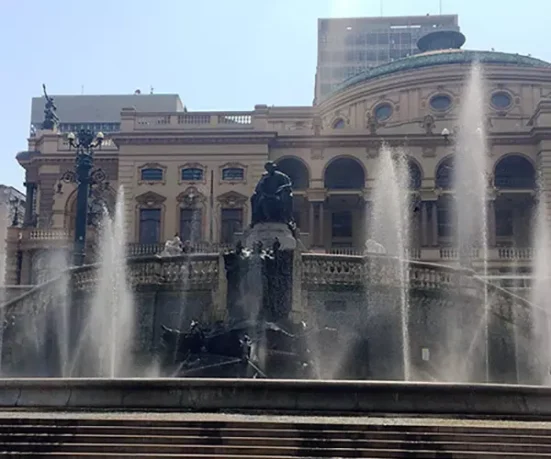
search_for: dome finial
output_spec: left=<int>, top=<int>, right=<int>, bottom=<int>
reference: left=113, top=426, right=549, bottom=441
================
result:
left=417, top=30, right=466, bottom=53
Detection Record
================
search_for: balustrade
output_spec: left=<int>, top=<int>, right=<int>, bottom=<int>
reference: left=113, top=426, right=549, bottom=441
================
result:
left=133, top=112, right=254, bottom=130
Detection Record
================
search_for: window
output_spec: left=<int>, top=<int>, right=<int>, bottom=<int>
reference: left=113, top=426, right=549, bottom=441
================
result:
left=181, top=167, right=204, bottom=181
left=496, top=208, right=514, bottom=237
left=332, top=211, right=352, bottom=238
left=222, top=167, right=244, bottom=181
left=180, top=208, right=202, bottom=242
left=139, top=209, right=161, bottom=244
left=374, top=103, right=393, bottom=121
left=221, top=208, right=243, bottom=243
left=430, top=94, right=452, bottom=112
left=332, top=118, right=345, bottom=129
left=140, top=168, right=163, bottom=182
left=491, top=92, right=512, bottom=110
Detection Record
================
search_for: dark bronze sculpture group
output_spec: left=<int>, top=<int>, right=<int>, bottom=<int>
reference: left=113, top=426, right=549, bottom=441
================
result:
left=159, top=162, right=319, bottom=378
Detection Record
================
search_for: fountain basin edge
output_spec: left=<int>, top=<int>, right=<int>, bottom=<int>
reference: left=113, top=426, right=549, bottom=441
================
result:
left=0, top=378, right=547, bottom=417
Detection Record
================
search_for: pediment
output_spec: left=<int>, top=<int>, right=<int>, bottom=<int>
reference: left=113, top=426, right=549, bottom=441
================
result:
left=135, top=191, right=166, bottom=206
left=177, top=186, right=206, bottom=205
left=217, top=191, right=248, bottom=208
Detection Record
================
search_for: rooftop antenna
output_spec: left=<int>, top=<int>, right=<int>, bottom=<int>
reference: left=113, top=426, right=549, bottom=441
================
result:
left=150, top=86, right=154, bottom=94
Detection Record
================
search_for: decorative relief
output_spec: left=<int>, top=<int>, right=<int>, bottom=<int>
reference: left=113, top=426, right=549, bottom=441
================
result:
left=135, top=191, right=166, bottom=207
left=366, top=147, right=378, bottom=159
left=422, top=147, right=436, bottom=158
left=138, top=162, right=167, bottom=185
left=177, top=186, right=206, bottom=207
left=312, top=116, right=322, bottom=136
left=310, top=148, right=324, bottom=160
left=422, top=115, right=436, bottom=135
left=217, top=191, right=248, bottom=208
left=366, top=114, right=378, bottom=134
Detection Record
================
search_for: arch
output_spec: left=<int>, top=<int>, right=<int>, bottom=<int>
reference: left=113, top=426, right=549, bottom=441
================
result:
left=332, top=118, right=345, bottom=129
left=435, top=156, right=454, bottom=190
left=276, top=157, right=310, bottom=190
left=324, top=156, right=366, bottom=190
left=64, top=187, right=117, bottom=233
left=494, top=154, right=536, bottom=189
left=407, top=158, right=423, bottom=190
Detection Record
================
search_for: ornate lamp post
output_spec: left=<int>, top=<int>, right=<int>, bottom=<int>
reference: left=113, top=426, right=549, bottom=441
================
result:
left=64, top=129, right=105, bottom=266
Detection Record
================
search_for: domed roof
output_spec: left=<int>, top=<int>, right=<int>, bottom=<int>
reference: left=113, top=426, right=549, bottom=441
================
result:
left=328, top=30, right=551, bottom=100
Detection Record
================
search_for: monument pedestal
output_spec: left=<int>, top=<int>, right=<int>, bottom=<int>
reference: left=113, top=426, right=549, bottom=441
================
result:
left=245, top=222, right=297, bottom=250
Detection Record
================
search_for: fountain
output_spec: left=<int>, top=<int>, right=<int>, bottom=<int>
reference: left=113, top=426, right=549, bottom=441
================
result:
left=72, top=186, right=134, bottom=377
left=368, top=147, right=412, bottom=380
left=529, top=192, right=551, bottom=383
left=449, top=63, right=490, bottom=382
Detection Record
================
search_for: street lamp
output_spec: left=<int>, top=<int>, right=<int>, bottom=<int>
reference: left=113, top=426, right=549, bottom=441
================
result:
left=64, top=129, right=104, bottom=266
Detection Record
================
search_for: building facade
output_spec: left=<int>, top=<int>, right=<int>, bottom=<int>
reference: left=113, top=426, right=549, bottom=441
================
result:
left=30, top=93, right=184, bottom=135
left=9, top=30, right=551, bottom=286
left=315, top=14, right=460, bottom=101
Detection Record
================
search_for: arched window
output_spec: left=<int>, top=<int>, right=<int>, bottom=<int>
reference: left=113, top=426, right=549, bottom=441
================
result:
left=332, top=118, right=345, bottom=129
left=324, top=157, right=365, bottom=189
left=435, top=157, right=454, bottom=190
left=181, top=167, right=204, bottom=181
left=222, top=167, right=245, bottom=181
left=277, top=158, right=310, bottom=190
left=494, top=155, right=536, bottom=189
left=140, top=168, right=164, bottom=182
left=408, top=160, right=422, bottom=190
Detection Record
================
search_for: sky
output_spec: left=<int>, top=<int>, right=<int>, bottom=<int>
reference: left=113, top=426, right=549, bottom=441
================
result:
left=0, top=0, right=550, bottom=191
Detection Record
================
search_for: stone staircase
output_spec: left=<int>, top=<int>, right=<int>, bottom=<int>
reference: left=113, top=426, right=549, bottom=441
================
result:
left=1, top=414, right=551, bottom=457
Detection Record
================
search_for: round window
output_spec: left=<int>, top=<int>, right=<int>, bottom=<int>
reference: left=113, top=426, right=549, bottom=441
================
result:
left=491, top=91, right=512, bottom=109
left=429, top=94, right=452, bottom=112
left=374, top=103, right=393, bottom=121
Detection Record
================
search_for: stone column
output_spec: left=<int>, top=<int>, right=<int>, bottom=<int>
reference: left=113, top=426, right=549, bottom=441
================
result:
left=308, top=202, right=315, bottom=249
left=421, top=201, right=429, bottom=246
left=23, top=182, right=36, bottom=227
left=487, top=199, right=496, bottom=247
left=318, top=202, right=325, bottom=248
left=431, top=201, right=439, bottom=246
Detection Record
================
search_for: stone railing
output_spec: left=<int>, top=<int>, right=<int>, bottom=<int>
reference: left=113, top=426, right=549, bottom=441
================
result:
left=302, top=253, right=476, bottom=293
left=131, top=112, right=254, bottom=131
left=127, top=242, right=232, bottom=257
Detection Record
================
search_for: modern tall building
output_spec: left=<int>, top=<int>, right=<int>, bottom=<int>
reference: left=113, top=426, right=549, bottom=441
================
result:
left=30, top=93, right=185, bottom=135
left=315, top=14, right=460, bottom=102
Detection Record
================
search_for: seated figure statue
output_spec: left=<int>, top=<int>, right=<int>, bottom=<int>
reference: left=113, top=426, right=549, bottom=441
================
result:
left=159, top=234, right=184, bottom=257
left=250, top=161, right=294, bottom=228
left=364, top=238, right=387, bottom=255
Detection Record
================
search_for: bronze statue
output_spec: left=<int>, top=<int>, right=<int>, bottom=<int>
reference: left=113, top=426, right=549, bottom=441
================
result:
left=250, top=161, right=294, bottom=227
left=41, top=84, right=59, bottom=130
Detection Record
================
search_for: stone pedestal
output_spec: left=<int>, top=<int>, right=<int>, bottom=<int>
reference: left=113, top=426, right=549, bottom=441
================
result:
left=245, top=223, right=297, bottom=250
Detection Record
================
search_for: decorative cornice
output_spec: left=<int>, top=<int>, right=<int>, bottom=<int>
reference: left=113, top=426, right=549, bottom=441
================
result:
left=113, top=132, right=277, bottom=146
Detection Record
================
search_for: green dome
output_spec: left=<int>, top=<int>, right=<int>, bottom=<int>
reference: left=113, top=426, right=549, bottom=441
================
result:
left=329, top=49, right=551, bottom=99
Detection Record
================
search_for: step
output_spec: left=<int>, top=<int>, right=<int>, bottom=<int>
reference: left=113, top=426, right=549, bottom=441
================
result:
left=3, top=424, right=551, bottom=445
left=3, top=441, right=551, bottom=457
left=4, top=419, right=551, bottom=437
left=1, top=433, right=551, bottom=454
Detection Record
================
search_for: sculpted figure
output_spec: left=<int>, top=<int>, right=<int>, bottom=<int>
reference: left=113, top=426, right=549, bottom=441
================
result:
left=250, top=161, right=294, bottom=227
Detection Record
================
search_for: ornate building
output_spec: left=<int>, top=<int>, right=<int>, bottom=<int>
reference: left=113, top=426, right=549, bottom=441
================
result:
left=9, top=30, right=551, bottom=286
